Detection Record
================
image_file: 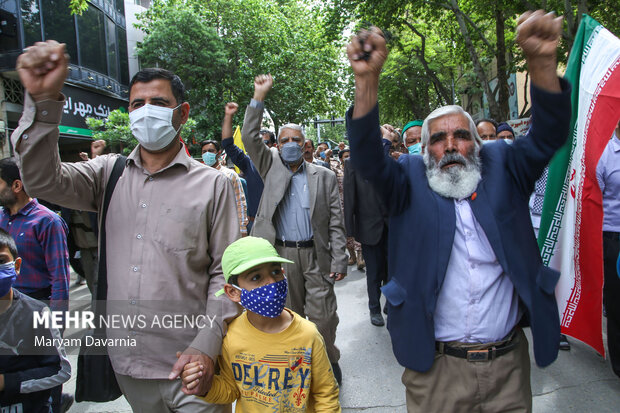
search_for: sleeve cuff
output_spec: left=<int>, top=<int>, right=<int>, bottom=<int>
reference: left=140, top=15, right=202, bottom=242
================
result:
left=221, top=137, right=234, bottom=148
left=249, top=99, right=264, bottom=109
left=3, top=372, right=21, bottom=395
left=29, top=93, right=66, bottom=124
left=190, top=328, right=223, bottom=360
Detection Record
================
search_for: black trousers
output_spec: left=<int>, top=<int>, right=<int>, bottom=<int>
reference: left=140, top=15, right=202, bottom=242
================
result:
left=361, top=227, right=389, bottom=314
left=603, top=231, right=620, bottom=378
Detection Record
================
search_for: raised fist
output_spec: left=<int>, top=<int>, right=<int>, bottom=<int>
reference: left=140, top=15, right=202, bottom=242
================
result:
left=253, top=74, right=273, bottom=102
left=516, top=10, right=563, bottom=61
left=224, top=102, right=239, bottom=117
left=16, top=40, right=69, bottom=102
left=346, top=27, right=389, bottom=79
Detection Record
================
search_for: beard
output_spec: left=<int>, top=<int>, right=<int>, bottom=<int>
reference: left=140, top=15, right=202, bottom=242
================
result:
left=424, top=148, right=482, bottom=199
left=0, top=188, right=16, bottom=209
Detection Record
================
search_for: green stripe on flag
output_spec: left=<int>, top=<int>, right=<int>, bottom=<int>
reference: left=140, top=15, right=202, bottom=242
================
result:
left=537, top=15, right=602, bottom=262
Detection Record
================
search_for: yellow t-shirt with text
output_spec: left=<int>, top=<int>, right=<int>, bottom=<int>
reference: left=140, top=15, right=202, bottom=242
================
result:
left=203, top=309, right=340, bottom=412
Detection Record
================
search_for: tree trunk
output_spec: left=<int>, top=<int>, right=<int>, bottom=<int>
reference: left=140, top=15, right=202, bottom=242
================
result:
left=449, top=0, right=501, bottom=120
left=495, top=6, right=510, bottom=121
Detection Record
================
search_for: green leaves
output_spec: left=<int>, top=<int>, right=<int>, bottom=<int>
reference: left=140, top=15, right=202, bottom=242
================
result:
left=134, top=0, right=348, bottom=151
left=69, top=0, right=88, bottom=16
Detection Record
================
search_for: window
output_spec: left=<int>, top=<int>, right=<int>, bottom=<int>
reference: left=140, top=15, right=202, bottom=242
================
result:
left=115, top=0, right=125, bottom=15
left=117, top=27, right=129, bottom=85
left=20, top=0, right=42, bottom=47
left=0, top=0, right=20, bottom=51
left=106, top=17, right=118, bottom=80
left=42, top=0, right=78, bottom=63
left=77, top=4, right=107, bottom=74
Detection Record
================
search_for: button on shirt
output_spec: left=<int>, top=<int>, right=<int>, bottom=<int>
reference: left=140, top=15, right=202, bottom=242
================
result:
left=10, top=93, right=241, bottom=379
left=434, top=199, right=521, bottom=343
left=596, top=132, right=620, bottom=232
left=274, top=161, right=313, bottom=241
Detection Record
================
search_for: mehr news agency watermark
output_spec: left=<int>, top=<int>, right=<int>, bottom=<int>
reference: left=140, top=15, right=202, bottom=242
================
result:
left=32, top=308, right=217, bottom=349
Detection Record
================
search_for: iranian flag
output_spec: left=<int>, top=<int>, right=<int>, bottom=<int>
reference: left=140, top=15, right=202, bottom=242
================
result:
left=538, top=15, right=620, bottom=355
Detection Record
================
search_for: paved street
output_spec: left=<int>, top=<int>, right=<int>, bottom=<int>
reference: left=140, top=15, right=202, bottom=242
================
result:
left=63, top=265, right=620, bottom=412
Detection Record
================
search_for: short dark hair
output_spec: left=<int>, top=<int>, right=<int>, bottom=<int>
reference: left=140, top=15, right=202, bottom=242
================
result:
left=338, top=149, right=350, bottom=159
left=0, top=157, right=21, bottom=187
left=228, top=274, right=238, bottom=286
left=475, top=118, right=498, bottom=128
left=0, top=228, right=18, bottom=259
left=317, top=141, right=329, bottom=148
left=200, top=140, right=220, bottom=152
left=304, top=139, right=315, bottom=149
left=129, top=68, right=186, bottom=105
left=260, top=130, right=276, bottom=144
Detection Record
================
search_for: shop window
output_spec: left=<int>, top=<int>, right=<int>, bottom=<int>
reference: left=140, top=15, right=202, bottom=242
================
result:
left=42, top=0, right=78, bottom=63
left=77, top=3, right=107, bottom=75
left=117, top=27, right=129, bottom=85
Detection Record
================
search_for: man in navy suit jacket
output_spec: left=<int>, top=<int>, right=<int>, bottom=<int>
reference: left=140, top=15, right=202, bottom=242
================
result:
left=345, top=11, right=570, bottom=412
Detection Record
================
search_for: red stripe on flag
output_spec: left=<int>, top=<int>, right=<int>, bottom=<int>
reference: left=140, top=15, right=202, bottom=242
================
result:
left=564, top=57, right=620, bottom=355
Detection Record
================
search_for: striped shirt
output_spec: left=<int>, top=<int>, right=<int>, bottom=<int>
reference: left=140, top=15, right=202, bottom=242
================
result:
left=0, top=199, right=70, bottom=311
left=216, top=165, right=249, bottom=235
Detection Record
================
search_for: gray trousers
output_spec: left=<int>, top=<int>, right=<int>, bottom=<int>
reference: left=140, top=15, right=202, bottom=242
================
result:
left=276, top=244, right=340, bottom=363
left=402, top=329, right=532, bottom=413
left=115, top=373, right=231, bottom=413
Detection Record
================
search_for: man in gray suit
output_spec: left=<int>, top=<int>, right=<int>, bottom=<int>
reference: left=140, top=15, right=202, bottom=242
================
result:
left=242, top=74, right=348, bottom=384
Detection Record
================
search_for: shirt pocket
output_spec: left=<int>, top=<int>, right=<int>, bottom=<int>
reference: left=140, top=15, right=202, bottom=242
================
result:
left=153, top=203, right=201, bottom=252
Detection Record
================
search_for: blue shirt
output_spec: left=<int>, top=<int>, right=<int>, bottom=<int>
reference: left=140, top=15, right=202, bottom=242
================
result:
left=596, top=132, right=620, bottom=231
left=0, top=199, right=70, bottom=311
left=274, top=162, right=313, bottom=241
left=222, top=137, right=264, bottom=219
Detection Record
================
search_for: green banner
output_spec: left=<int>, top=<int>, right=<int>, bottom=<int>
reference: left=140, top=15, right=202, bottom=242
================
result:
left=58, top=125, right=93, bottom=137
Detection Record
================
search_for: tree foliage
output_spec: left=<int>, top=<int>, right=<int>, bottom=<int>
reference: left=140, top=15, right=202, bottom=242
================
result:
left=327, top=0, right=620, bottom=123
left=135, top=0, right=349, bottom=151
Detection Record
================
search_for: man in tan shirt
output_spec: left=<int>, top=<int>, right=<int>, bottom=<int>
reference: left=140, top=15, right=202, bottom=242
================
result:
left=11, top=40, right=240, bottom=412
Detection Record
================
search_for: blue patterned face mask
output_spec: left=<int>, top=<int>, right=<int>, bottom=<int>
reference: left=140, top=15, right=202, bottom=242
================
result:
left=0, top=261, right=17, bottom=297
left=234, top=278, right=288, bottom=318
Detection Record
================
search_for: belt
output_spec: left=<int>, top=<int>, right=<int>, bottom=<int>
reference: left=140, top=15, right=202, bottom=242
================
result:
left=435, top=332, right=519, bottom=362
left=275, top=239, right=314, bottom=248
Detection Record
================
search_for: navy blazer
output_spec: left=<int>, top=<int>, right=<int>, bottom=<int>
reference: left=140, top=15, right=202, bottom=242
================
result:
left=346, top=79, right=572, bottom=372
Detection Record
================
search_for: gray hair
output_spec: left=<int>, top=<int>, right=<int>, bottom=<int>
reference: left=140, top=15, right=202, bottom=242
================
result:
left=421, top=105, right=482, bottom=148
left=277, top=123, right=305, bottom=142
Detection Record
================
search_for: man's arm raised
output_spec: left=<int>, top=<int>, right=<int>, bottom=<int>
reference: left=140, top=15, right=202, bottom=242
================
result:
left=12, top=40, right=111, bottom=211
left=346, top=27, right=389, bottom=119
left=516, top=10, right=563, bottom=93
left=241, top=75, right=274, bottom=178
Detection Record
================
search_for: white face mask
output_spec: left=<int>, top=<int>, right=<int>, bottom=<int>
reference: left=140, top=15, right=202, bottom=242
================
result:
left=129, top=104, right=182, bottom=152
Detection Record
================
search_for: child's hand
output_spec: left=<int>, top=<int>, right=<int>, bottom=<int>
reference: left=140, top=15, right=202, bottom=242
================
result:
left=181, top=361, right=204, bottom=391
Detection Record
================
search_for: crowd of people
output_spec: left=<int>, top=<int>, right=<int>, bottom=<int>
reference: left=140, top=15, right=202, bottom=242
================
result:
left=0, top=8, right=619, bottom=413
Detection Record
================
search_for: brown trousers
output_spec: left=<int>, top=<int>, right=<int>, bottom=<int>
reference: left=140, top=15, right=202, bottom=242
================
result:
left=276, top=244, right=340, bottom=363
left=115, top=373, right=231, bottom=413
left=402, top=329, right=532, bottom=413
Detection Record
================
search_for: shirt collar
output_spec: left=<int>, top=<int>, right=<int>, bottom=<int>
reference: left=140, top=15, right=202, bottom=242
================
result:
left=127, top=142, right=192, bottom=172
left=611, top=131, right=620, bottom=152
left=4, top=198, right=39, bottom=217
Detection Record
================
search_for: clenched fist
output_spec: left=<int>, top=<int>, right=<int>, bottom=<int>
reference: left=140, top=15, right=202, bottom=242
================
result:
left=16, top=40, right=69, bottom=102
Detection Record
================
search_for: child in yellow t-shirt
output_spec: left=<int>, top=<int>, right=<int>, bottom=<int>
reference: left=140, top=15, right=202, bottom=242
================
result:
left=182, top=236, right=340, bottom=412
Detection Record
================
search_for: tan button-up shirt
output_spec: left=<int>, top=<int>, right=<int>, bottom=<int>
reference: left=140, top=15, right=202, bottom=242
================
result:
left=12, top=93, right=241, bottom=378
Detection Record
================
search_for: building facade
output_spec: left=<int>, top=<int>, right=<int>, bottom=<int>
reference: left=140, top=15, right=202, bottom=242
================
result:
left=0, top=0, right=131, bottom=160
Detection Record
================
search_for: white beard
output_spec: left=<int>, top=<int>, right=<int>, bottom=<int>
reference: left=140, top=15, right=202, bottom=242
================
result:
left=424, top=150, right=482, bottom=199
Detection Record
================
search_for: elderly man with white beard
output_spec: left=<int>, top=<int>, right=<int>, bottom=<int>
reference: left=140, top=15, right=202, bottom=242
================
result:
left=345, top=10, right=571, bottom=413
